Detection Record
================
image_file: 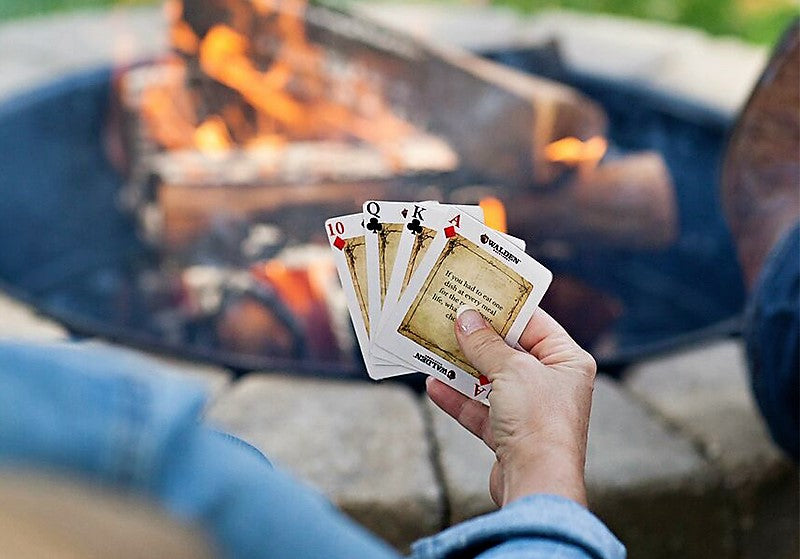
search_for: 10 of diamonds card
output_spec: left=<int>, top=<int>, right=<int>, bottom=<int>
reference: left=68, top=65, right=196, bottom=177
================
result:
left=325, top=212, right=410, bottom=379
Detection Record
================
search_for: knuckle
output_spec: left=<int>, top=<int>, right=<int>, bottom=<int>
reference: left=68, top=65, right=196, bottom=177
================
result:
left=465, top=330, right=516, bottom=375
left=490, top=350, right=533, bottom=381
left=504, top=351, right=533, bottom=375
left=577, top=348, right=597, bottom=379
left=468, top=331, right=503, bottom=359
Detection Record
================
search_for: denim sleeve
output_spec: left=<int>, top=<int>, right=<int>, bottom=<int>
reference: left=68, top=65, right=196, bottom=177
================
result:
left=0, top=340, right=625, bottom=559
left=411, top=494, right=626, bottom=559
left=0, top=341, right=399, bottom=559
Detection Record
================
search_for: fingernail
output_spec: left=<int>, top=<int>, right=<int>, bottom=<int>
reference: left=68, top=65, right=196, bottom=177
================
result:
left=456, top=306, right=485, bottom=335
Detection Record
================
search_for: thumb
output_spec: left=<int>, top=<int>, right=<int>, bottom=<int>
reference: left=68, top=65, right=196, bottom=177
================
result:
left=455, top=306, right=518, bottom=380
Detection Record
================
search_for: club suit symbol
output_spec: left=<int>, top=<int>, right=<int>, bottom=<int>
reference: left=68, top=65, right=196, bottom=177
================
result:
left=407, top=218, right=423, bottom=235
left=366, top=217, right=383, bottom=233
left=480, top=234, right=489, bottom=244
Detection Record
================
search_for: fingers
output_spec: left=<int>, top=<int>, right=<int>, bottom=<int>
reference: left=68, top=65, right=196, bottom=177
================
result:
left=426, top=377, right=496, bottom=450
left=517, top=307, right=572, bottom=352
left=518, top=308, right=594, bottom=374
left=454, top=306, right=519, bottom=381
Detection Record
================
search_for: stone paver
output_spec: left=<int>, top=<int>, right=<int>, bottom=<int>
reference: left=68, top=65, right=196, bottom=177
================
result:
left=424, top=396, right=496, bottom=524
left=428, top=376, right=733, bottom=559
left=587, top=376, right=732, bottom=559
left=206, top=375, right=442, bottom=550
left=80, top=339, right=232, bottom=401
left=355, top=4, right=767, bottom=116
left=518, top=10, right=767, bottom=116
left=0, top=5, right=766, bottom=117
left=0, top=292, right=68, bottom=341
left=354, top=3, right=528, bottom=51
left=0, top=7, right=165, bottom=101
left=626, top=339, right=799, bottom=559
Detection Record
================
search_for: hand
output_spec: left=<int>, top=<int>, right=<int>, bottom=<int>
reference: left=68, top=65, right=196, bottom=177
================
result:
left=426, top=306, right=596, bottom=507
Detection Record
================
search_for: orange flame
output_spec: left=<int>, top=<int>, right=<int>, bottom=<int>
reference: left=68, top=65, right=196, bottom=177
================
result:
left=254, top=257, right=340, bottom=360
left=135, top=0, right=421, bottom=161
left=545, top=136, right=608, bottom=168
left=479, top=197, right=507, bottom=234
left=259, top=260, right=316, bottom=316
left=139, top=63, right=197, bottom=150
left=194, top=116, right=233, bottom=153
left=165, top=0, right=198, bottom=54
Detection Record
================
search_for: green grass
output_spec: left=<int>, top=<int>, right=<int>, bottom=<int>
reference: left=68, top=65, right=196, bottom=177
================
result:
left=0, top=0, right=155, bottom=22
left=493, top=0, right=798, bottom=45
left=1, top=0, right=797, bottom=45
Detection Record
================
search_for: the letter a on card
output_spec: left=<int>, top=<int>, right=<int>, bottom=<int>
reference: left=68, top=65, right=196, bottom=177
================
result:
left=448, top=214, right=461, bottom=228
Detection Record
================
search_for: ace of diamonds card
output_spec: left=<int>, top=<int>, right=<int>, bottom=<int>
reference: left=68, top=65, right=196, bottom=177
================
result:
left=375, top=212, right=552, bottom=401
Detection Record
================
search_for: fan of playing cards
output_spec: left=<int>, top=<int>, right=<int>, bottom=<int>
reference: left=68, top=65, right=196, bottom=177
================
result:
left=325, top=201, right=553, bottom=403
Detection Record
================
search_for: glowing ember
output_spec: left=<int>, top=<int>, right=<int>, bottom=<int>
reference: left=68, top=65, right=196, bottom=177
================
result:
left=479, top=196, right=508, bottom=233
left=252, top=249, right=342, bottom=360
left=194, top=116, right=233, bottom=153
left=545, top=136, right=608, bottom=168
left=166, top=0, right=198, bottom=54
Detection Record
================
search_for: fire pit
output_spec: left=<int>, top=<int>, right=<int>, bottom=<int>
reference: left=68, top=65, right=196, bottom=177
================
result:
left=0, top=2, right=745, bottom=379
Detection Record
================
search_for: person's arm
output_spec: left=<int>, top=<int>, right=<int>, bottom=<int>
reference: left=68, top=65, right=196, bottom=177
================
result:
left=0, top=341, right=401, bottom=559
left=412, top=306, right=625, bottom=559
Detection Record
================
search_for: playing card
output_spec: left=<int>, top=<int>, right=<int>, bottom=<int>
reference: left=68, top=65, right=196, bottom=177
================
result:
left=362, top=200, right=438, bottom=367
left=370, top=202, right=484, bottom=364
left=325, top=213, right=411, bottom=379
left=374, top=211, right=552, bottom=402
left=372, top=202, right=525, bottom=364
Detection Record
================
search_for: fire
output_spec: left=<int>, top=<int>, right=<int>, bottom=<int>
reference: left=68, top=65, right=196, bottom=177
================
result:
left=479, top=197, right=508, bottom=234
left=165, top=0, right=198, bottom=54
left=254, top=253, right=340, bottom=360
left=138, top=63, right=197, bottom=150
left=194, top=116, right=233, bottom=153
left=545, top=136, right=608, bottom=168
left=135, top=0, right=421, bottom=163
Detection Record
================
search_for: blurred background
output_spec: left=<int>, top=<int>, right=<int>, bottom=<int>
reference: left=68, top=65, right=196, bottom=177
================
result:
left=0, top=0, right=797, bottom=558
left=2, top=0, right=797, bottom=44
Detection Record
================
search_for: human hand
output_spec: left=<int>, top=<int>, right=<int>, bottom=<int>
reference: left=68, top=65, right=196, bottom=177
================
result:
left=426, top=306, right=596, bottom=507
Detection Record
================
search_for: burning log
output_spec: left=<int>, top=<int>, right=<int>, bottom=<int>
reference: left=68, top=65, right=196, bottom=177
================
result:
left=116, top=1, right=676, bottom=254
left=505, top=151, right=678, bottom=249
left=172, top=0, right=607, bottom=187
left=152, top=178, right=424, bottom=249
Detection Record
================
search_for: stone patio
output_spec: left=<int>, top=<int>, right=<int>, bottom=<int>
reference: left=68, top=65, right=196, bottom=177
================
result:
left=0, top=4, right=795, bottom=558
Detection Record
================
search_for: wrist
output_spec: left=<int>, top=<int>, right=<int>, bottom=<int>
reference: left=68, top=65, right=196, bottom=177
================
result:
left=500, top=443, right=587, bottom=507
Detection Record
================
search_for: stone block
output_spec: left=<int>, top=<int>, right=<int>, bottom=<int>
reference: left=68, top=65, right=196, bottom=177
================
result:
left=0, top=7, right=165, bottom=102
left=79, top=340, right=232, bottom=401
left=588, top=376, right=733, bottom=559
left=0, top=292, right=68, bottom=342
left=206, top=375, right=442, bottom=550
left=357, top=4, right=766, bottom=117
left=426, top=375, right=731, bottom=558
left=354, top=3, right=528, bottom=51
left=424, top=397, right=497, bottom=525
left=626, top=339, right=798, bottom=559
left=518, top=10, right=766, bottom=116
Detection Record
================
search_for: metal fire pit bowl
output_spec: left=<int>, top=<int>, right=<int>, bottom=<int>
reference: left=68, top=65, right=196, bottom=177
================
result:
left=0, top=57, right=745, bottom=378
left=482, top=46, right=746, bottom=369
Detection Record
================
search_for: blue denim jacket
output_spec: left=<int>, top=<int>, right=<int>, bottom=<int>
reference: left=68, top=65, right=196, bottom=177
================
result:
left=0, top=341, right=625, bottom=558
